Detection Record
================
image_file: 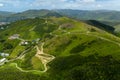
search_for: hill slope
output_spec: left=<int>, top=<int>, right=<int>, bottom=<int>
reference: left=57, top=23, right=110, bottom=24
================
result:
left=0, top=17, right=120, bottom=80
left=84, top=20, right=115, bottom=33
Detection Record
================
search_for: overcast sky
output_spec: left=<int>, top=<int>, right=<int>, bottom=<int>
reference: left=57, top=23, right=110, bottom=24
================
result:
left=0, top=0, right=119, bottom=12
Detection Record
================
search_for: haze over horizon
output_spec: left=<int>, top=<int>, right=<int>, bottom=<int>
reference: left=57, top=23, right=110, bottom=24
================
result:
left=0, top=0, right=120, bottom=12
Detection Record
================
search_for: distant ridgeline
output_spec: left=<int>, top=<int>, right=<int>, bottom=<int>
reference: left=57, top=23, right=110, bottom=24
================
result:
left=1, top=9, right=120, bottom=22
left=54, top=9, right=120, bottom=22
left=0, top=10, right=62, bottom=22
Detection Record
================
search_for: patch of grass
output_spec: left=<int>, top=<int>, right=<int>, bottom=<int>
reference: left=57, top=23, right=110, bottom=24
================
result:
left=19, top=48, right=36, bottom=70
left=0, top=63, right=47, bottom=80
left=32, top=56, right=45, bottom=71
left=48, top=55, right=120, bottom=80
left=9, top=45, right=26, bottom=59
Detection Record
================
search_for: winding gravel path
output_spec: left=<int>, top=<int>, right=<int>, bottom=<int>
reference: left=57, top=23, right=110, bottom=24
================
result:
left=11, top=42, right=55, bottom=73
left=35, top=43, right=55, bottom=72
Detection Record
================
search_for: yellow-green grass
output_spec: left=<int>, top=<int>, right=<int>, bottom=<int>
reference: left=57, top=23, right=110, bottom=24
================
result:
left=32, top=56, right=45, bottom=71
left=9, top=45, right=26, bottom=59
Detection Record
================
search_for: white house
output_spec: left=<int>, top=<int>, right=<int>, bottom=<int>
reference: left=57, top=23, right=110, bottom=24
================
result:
left=0, top=53, right=9, bottom=57
left=0, top=58, right=8, bottom=65
left=0, top=58, right=6, bottom=62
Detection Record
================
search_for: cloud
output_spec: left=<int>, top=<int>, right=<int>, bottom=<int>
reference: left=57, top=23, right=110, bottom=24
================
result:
left=82, top=0, right=95, bottom=3
left=0, top=3, right=4, bottom=7
left=96, top=4, right=102, bottom=8
left=0, top=0, right=119, bottom=12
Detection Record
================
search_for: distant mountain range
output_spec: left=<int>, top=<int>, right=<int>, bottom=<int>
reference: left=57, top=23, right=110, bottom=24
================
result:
left=0, top=9, right=62, bottom=22
left=1, top=9, right=120, bottom=22
left=54, top=9, right=120, bottom=22
left=0, top=11, right=13, bottom=17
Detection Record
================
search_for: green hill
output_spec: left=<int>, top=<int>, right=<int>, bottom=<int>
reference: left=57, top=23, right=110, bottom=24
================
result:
left=54, top=9, right=120, bottom=22
left=2, top=9, right=120, bottom=22
left=0, top=11, right=13, bottom=17
left=0, top=10, right=62, bottom=22
left=0, top=11, right=14, bottom=22
left=84, top=20, right=115, bottom=33
left=0, top=17, right=120, bottom=80
left=101, top=21, right=120, bottom=37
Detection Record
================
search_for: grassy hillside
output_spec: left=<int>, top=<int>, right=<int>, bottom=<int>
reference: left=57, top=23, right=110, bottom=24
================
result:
left=0, top=17, right=120, bottom=80
left=84, top=20, right=115, bottom=33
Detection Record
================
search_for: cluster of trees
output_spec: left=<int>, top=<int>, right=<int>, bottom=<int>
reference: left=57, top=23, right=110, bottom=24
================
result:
left=0, top=54, right=120, bottom=80
left=48, top=54, right=120, bottom=80
left=0, top=67, right=47, bottom=80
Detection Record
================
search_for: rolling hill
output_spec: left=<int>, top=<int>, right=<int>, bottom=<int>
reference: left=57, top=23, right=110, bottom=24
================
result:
left=0, top=10, right=62, bottom=22
left=54, top=9, right=120, bottom=21
left=0, top=11, right=14, bottom=22
left=1, top=9, right=120, bottom=22
left=0, top=17, right=120, bottom=80
left=0, top=11, right=14, bottom=17
left=84, top=20, right=115, bottom=33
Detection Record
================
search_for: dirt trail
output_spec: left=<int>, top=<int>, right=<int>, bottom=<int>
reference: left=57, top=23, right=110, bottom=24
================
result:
left=35, top=43, right=55, bottom=72
left=12, top=63, right=43, bottom=73
left=63, top=31, right=120, bottom=47
left=10, top=43, right=55, bottom=73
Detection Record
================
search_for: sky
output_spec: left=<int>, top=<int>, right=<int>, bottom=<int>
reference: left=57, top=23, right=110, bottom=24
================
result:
left=0, top=0, right=119, bottom=12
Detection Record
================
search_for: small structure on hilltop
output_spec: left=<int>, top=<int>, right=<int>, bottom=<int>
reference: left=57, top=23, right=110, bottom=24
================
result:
left=20, top=38, right=40, bottom=46
left=8, top=34, right=20, bottom=40
left=20, top=41, right=30, bottom=46
left=0, top=52, right=9, bottom=57
left=32, top=38, right=40, bottom=44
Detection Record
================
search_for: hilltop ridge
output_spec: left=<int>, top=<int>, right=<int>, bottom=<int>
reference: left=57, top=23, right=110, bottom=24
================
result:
left=0, top=17, right=120, bottom=79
